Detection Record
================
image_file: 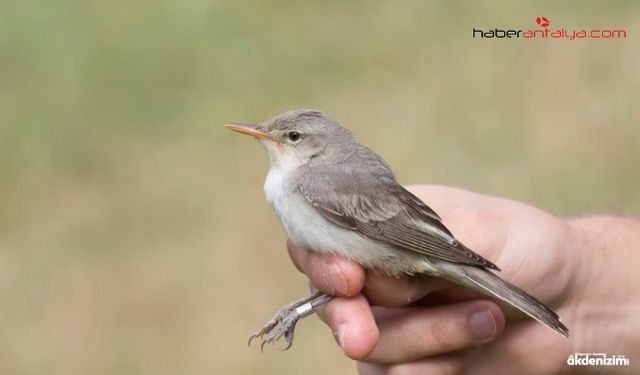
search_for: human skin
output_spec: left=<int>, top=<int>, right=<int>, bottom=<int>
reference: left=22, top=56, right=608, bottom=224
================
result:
left=287, top=185, right=640, bottom=374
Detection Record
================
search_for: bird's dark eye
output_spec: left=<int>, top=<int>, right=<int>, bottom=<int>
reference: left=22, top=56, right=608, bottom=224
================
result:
left=287, top=131, right=301, bottom=142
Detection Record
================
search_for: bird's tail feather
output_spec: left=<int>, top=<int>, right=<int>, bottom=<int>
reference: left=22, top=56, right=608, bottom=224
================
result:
left=437, top=263, right=569, bottom=337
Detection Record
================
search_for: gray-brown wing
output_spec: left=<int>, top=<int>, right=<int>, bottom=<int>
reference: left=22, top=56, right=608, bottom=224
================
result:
left=298, top=168, right=499, bottom=270
left=354, top=210, right=500, bottom=270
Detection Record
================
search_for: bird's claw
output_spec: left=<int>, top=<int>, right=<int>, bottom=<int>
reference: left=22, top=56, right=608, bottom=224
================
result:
left=248, top=307, right=300, bottom=351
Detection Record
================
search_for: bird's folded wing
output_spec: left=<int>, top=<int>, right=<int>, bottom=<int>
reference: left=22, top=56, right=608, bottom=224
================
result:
left=298, top=171, right=499, bottom=270
left=354, top=215, right=499, bottom=270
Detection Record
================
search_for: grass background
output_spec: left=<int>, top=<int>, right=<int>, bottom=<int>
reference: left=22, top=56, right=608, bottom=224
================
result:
left=0, top=1, right=638, bottom=374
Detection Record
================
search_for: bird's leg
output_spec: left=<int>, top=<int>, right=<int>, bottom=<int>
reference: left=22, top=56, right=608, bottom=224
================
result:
left=249, top=290, right=334, bottom=351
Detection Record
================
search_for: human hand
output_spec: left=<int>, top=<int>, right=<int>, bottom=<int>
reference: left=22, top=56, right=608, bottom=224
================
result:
left=288, top=185, right=637, bottom=374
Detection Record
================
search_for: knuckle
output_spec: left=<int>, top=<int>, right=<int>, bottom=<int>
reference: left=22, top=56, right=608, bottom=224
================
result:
left=427, top=318, right=451, bottom=350
left=451, top=205, right=491, bottom=230
left=445, top=205, right=499, bottom=257
left=357, top=362, right=385, bottom=375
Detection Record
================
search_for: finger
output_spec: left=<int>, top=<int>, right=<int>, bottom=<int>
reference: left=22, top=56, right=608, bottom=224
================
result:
left=316, top=294, right=379, bottom=360
left=363, top=300, right=504, bottom=364
left=470, top=318, right=570, bottom=375
left=357, top=353, right=468, bottom=375
left=287, top=241, right=365, bottom=297
left=307, top=253, right=365, bottom=297
left=363, top=271, right=454, bottom=307
left=287, top=240, right=308, bottom=273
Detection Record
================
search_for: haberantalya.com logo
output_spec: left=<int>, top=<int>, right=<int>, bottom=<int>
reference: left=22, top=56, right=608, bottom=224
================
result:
left=473, top=17, right=628, bottom=40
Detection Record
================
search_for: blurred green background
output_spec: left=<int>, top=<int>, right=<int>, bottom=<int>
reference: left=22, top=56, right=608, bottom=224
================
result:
left=0, top=0, right=638, bottom=374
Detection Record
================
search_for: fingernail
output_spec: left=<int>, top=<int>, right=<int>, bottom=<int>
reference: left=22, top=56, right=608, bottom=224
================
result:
left=327, top=263, right=348, bottom=295
left=470, top=309, right=497, bottom=341
left=336, top=323, right=348, bottom=349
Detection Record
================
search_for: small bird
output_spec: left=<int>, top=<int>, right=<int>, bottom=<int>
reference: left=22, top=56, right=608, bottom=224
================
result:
left=225, top=109, right=568, bottom=350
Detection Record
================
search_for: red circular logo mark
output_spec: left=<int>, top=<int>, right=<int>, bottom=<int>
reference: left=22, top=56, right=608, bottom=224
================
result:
left=536, top=16, right=550, bottom=28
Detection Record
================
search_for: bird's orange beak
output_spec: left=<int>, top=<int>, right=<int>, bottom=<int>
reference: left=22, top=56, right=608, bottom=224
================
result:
left=224, top=123, right=273, bottom=141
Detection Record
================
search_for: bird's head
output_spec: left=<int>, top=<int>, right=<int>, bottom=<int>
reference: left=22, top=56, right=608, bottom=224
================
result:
left=225, top=109, right=353, bottom=170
